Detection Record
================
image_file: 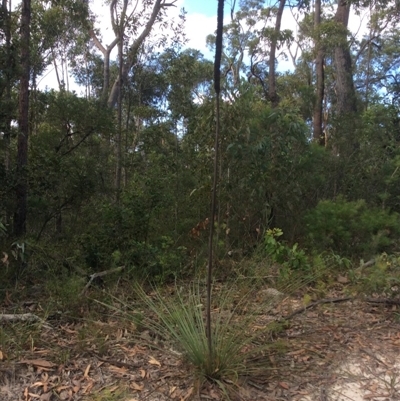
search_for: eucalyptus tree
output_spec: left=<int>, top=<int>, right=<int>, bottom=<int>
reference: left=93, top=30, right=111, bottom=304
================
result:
left=89, top=0, right=186, bottom=109
left=313, top=0, right=325, bottom=144
left=334, top=0, right=357, bottom=122
left=206, top=0, right=293, bottom=103
left=0, top=0, right=16, bottom=187
left=14, top=0, right=31, bottom=237
left=353, top=0, right=400, bottom=109
left=30, top=0, right=91, bottom=91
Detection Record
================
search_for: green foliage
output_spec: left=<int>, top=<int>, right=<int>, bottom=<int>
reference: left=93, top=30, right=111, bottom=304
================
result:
left=304, top=197, right=400, bottom=258
left=356, top=253, right=400, bottom=297
left=265, top=228, right=310, bottom=271
left=76, top=196, right=189, bottom=280
left=45, top=273, right=86, bottom=311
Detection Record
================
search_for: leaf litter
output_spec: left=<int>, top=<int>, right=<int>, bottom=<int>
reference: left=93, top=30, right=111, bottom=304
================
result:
left=1, top=288, right=400, bottom=400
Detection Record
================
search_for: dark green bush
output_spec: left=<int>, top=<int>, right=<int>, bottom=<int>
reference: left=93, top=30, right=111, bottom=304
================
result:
left=304, top=197, right=400, bottom=258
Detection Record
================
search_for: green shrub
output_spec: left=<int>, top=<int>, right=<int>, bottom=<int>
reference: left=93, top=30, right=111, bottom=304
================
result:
left=304, top=197, right=400, bottom=258
left=357, top=253, right=400, bottom=297
left=265, top=228, right=310, bottom=271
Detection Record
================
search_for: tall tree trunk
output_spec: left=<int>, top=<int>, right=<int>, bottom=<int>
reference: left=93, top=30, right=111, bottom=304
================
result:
left=115, top=30, right=123, bottom=204
left=334, top=0, right=357, bottom=117
left=14, top=0, right=31, bottom=237
left=313, top=0, right=325, bottom=145
left=268, top=0, right=286, bottom=107
left=2, top=0, right=12, bottom=181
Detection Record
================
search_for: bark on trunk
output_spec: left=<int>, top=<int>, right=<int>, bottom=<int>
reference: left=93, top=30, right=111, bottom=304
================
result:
left=268, top=0, right=286, bottom=107
left=313, top=0, right=325, bottom=145
left=115, top=29, right=123, bottom=203
left=334, top=0, right=357, bottom=117
left=1, top=0, right=12, bottom=177
left=89, top=30, right=119, bottom=103
left=14, top=0, right=31, bottom=237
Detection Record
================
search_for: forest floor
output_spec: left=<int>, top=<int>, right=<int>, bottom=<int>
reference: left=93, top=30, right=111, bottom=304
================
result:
left=1, top=284, right=400, bottom=401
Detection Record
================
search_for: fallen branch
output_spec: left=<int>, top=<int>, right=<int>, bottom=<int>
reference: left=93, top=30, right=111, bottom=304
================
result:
left=81, top=265, right=125, bottom=295
left=360, top=259, right=375, bottom=269
left=283, top=297, right=353, bottom=320
left=0, top=313, right=51, bottom=329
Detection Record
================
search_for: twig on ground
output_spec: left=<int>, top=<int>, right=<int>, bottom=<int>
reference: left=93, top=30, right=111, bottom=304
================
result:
left=0, top=313, right=52, bottom=329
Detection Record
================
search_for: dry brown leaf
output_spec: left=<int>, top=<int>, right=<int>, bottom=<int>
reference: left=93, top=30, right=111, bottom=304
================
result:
left=337, top=275, right=349, bottom=284
left=0, top=350, right=3, bottom=360
left=279, top=382, right=289, bottom=389
left=82, top=381, right=94, bottom=394
left=72, top=385, right=80, bottom=393
left=130, top=382, right=144, bottom=391
left=84, top=364, right=91, bottom=378
left=148, top=356, right=161, bottom=366
left=140, top=369, right=146, bottom=378
left=20, top=359, right=56, bottom=368
left=40, top=392, right=52, bottom=401
left=108, top=365, right=128, bottom=375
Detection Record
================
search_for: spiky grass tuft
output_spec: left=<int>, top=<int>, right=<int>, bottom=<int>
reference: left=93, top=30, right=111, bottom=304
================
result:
left=134, top=281, right=280, bottom=387
left=95, top=252, right=340, bottom=398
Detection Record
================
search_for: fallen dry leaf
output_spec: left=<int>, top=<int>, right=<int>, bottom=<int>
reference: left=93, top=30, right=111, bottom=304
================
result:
left=20, top=359, right=56, bottom=369
left=130, top=382, right=144, bottom=391
left=83, top=364, right=91, bottom=378
left=279, top=382, right=289, bottom=389
left=148, top=356, right=161, bottom=366
left=40, top=392, right=52, bottom=401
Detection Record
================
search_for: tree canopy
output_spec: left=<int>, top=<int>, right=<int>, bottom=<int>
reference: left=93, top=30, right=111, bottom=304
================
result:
left=1, top=0, right=400, bottom=282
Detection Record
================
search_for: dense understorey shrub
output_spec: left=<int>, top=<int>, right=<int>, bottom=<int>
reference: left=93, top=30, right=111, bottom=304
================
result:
left=304, top=197, right=400, bottom=258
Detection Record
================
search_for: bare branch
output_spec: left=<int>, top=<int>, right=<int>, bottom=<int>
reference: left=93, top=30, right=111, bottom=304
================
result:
left=89, top=29, right=106, bottom=54
left=81, top=266, right=125, bottom=295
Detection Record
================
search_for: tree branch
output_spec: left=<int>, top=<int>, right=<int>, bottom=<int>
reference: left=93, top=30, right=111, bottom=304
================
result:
left=107, top=0, right=175, bottom=108
left=89, top=29, right=106, bottom=54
